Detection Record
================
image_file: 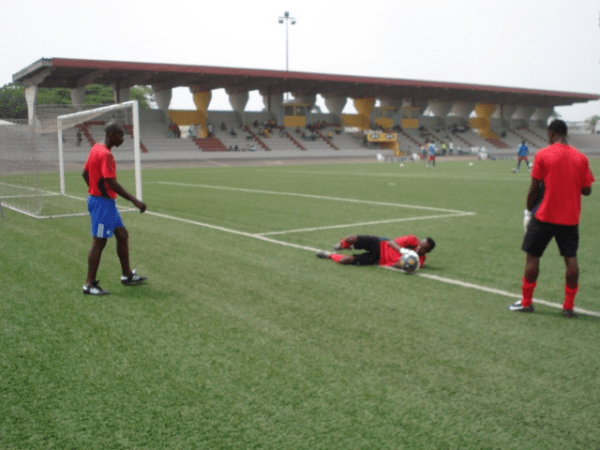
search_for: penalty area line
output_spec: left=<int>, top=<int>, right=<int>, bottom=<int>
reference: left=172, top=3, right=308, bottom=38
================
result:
left=258, top=212, right=473, bottom=236
left=156, top=181, right=471, bottom=215
left=147, top=210, right=600, bottom=319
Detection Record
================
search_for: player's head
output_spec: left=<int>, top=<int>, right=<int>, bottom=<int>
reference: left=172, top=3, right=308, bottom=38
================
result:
left=547, top=119, right=567, bottom=143
left=417, top=237, right=436, bottom=256
left=104, top=122, right=125, bottom=148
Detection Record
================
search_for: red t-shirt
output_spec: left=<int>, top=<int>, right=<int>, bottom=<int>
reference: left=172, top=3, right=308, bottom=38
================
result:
left=378, top=235, right=426, bottom=267
left=531, top=143, right=594, bottom=225
left=83, top=143, right=117, bottom=199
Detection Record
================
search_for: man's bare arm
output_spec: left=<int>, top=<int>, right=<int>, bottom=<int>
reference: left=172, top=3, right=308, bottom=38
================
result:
left=105, top=178, right=146, bottom=212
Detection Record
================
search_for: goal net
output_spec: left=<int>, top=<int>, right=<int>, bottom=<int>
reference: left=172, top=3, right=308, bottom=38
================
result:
left=0, top=100, right=142, bottom=219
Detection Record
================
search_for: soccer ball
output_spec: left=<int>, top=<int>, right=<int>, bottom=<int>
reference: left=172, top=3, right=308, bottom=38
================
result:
left=399, top=250, right=420, bottom=273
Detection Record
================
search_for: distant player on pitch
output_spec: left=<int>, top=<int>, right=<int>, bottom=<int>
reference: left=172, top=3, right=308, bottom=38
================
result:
left=82, top=123, right=148, bottom=295
left=426, top=140, right=436, bottom=168
left=513, top=140, right=531, bottom=172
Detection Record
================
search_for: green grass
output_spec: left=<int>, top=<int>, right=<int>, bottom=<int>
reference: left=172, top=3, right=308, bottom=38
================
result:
left=2, top=159, right=600, bottom=449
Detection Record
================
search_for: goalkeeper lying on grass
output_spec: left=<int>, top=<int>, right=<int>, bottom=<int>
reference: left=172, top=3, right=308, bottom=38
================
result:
left=316, top=234, right=435, bottom=270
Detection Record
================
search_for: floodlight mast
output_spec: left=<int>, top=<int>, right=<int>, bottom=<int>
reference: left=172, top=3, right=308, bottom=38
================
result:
left=278, top=11, right=296, bottom=72
left=278, top=11, right=296, bottom=101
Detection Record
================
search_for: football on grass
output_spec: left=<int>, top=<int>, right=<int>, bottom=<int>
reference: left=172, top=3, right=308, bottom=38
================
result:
left=399, top=250, right=420, bottom=273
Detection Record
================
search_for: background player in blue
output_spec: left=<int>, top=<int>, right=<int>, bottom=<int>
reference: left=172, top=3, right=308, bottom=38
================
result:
left=514, top=140, right=531, bottom=172
left=426, top=140, right=436, bottom=168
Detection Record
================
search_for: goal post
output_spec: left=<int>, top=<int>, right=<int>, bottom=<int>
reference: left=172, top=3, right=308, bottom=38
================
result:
left=0, top=100, right=143, bottom=219
left=57, top=100, right=142, bottom=200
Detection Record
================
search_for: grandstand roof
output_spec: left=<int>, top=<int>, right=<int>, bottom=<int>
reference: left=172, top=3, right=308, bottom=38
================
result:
left=13, top=57, right=600, bottom=108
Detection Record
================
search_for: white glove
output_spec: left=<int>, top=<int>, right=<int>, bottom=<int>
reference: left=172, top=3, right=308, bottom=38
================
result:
left=523, top=210, right=532, bottom=232
left=400, top=247, right=410, bottom=255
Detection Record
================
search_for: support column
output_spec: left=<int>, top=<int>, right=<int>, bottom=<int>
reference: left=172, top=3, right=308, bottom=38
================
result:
left=24, top=85, right=39, bottom=127
left=400, top=99, right=426, bottom=129
left=152, top=87, right=172, bottom=123
left=428, top=101, right=452, bottom=128
left=470, top=103, right=497, bottom=138
left=112, top=86, right=130, bottom=104
left=531, top=106, right=553, bottom=128
left=227, top=90, right=249, bottom=125
left=190, top=87, right=211, bottom=138
left=449, top=102, right=475, bottom=121
left=70, top=87, right=85, bottom=111
left=323, top=96, right=346, bottom=124
left=292, top=94, right=316, bottom=111
left=260, top=91, right=283, bottom=119
left=513, top=106, right=536, bottom=128
left=353, top=97, right=375, bottom=130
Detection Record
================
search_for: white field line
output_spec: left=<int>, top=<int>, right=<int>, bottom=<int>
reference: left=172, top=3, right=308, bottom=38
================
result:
left=146, top=211, right=321, bottom=252
left=260, top=169, right=529, bottom=183
left=416, top=272, right=600, bottom=318
left=146, top=209, right=600, bottom=318
left=259, top=212, right=472, bottom=236
left=157, top=181, right=471, bottom=215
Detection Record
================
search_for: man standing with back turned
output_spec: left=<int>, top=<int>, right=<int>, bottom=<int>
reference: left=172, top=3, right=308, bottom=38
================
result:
left=82, top=123, right=148, bottom=295
left=509, top=120, right=594, bottom=317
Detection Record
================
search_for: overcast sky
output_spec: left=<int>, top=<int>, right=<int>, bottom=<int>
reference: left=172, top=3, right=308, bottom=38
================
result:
left=3, top=0, right=599, bottom=120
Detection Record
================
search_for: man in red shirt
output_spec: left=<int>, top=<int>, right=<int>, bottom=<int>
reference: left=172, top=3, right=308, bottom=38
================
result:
left=82, top=123, right=147, bottom=295
left=316, top=234, right=435, bottom=270
left=509, top=120, right=594, bottom=317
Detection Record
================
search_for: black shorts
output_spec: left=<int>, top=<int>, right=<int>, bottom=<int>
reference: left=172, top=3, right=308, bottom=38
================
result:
left=350, top=235, right=383, bottom=266
left=522, top=217, right=579, bottom=258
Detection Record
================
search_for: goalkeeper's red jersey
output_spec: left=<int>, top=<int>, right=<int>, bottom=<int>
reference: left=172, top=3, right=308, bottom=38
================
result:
left=531, top=142, right=594, bottom=225
left=378, top=235, right=426, bottom=267
left=84, top=143, right=117, bottom=199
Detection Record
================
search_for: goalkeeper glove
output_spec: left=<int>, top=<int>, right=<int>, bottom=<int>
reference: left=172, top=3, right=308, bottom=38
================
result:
left=523, top=210, right=532, bottom=232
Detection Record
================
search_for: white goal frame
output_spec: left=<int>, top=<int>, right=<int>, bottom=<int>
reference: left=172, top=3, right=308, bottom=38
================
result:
left=57, top=100, right=142, bottom=201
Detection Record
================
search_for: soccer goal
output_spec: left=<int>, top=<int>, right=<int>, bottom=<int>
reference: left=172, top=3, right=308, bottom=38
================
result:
left=0, top=100, right=142, bottom=219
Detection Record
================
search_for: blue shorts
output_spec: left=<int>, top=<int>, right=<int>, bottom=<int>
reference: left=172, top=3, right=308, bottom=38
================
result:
left=87, top=195, right=124, bottom=238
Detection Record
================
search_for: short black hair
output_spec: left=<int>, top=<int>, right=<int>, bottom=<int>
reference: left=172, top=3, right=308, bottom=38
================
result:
left=426, top=237, right=436, bottom=252
left=104, top=122, right=124, bottom=136
left=547, top=119, right=568, bottom=136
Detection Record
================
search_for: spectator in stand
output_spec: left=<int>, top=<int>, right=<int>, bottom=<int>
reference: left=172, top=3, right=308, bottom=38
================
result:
left=230, top=128, right=237, bottom=138
left=220, top=122, right=227, bottom=132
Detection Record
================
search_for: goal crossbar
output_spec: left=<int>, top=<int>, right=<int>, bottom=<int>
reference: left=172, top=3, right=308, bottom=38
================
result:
left=57, top=100, right=142, bottom=200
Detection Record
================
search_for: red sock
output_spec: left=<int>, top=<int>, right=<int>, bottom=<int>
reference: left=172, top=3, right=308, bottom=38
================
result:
left=339, top=239, right=352, bottom=249
left=329, top=253, right=345, bottom=263
left=521, top=277, right=537, bottom=307
left=563, top=284, right=578, bottom=311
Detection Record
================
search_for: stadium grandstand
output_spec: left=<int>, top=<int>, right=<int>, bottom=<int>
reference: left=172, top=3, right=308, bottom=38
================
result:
left=8, top=57, right=600, bottom=165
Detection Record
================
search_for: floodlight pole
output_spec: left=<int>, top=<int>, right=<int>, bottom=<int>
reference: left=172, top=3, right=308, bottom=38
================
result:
left=278, top=11, right=296, bottom=101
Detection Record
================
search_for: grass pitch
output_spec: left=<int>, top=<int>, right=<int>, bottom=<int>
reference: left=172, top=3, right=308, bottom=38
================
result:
left=2, top=158, right=600, bottom=449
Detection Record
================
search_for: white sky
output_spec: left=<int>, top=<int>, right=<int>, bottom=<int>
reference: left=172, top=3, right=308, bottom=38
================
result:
left=2, top=0, right=599, bottom=120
